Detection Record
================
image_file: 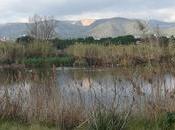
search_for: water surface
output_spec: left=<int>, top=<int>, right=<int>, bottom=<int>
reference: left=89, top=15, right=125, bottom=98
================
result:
left=0, top=66, right=175, bottom=117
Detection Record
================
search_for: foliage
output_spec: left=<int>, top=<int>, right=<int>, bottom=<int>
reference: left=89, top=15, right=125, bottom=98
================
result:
left=169, top=35, right=175, bottom=44
left=23, top=56, right=74, bottom=67
left=51, top=35, right=137, bottom=50
left=158, top=36, right=169, bottom=48
left=110, top=35, right=136, bottom=44
left=16, top=35, right=34, bottom=44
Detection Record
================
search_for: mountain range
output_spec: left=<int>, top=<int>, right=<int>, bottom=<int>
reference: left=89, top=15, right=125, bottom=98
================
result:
left=0, top=17, right=175, bottom=39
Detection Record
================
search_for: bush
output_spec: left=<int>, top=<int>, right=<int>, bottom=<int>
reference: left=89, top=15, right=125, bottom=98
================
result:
left=16, top=35, right=34, bottom=44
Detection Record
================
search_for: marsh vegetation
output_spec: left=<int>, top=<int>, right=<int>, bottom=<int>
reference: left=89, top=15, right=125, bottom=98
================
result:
left=0, top=39, right=175, bottom=68
left=0, top=65, right=175, bottom=129
left=1, top=15, right=175, bottom=129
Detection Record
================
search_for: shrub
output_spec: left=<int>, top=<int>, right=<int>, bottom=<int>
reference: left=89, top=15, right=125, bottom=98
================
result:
left=16, top=35, right=34, bottom=44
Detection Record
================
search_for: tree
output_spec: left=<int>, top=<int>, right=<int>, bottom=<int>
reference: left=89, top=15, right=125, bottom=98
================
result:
left=16, top=35, right=34, bottom=44
left=27, top=15, right=57, bottom=40
left=158, top=36, right=169, bottom=48
left=136, top=20, right=147, bottom=37
left=169, top=35, right=175, bottom=44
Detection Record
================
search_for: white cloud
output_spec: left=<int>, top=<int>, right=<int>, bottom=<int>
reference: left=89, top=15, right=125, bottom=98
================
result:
left=156, top=8, right=175, bottom=22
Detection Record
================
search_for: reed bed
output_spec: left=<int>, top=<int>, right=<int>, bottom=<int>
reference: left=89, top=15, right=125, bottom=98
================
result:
left=67, top=43, right=174, bottom=66
left=0, top=65, right=175, bottom=129
left=0, top=41, right=174, bottom=67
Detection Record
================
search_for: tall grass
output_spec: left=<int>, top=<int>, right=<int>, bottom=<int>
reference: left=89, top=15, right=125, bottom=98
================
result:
left=0, top=42, right=25, bottom=64
left=0, top=41, right=72, bottom=67
left=88, top=108, right=125, bottom=130
left=0, top=69, right=86, bottom=130
left=0, top=41, right=174, bottom=67
left=67, top=43, right=172, bottom=66
left=26, top=41, right=55, bottom=58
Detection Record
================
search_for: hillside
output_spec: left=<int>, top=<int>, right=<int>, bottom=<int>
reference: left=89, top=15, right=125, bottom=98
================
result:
left=0, top=17, right=175, bottom=39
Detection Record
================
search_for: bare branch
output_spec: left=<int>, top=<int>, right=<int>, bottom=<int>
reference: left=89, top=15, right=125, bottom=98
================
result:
left=27, top=15, right=57, bottom=40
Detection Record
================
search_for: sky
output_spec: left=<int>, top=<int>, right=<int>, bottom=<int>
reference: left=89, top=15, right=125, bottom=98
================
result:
left=0, top=0, right=175, bottom=23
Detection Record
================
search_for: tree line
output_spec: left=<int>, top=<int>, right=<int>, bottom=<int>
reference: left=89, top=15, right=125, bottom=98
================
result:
left=16, top=15, right=175, bottom=50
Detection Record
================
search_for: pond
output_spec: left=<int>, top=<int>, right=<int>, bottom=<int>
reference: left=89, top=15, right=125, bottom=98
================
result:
left=0, top=65, right=175, bottom=122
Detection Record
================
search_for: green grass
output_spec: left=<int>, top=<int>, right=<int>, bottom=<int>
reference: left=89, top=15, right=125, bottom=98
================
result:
left=88, top=109, right=124, bottom=130
left=1, top=113, right=175, bottom=130
left=127, top=113, right=175, bottom=130
left=0, top=120, right=59, bottom=130
left=23, top=56, right=74, bottom=67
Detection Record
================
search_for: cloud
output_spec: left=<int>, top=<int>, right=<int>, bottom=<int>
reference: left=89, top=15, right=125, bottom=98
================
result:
left=0, top=0, right=174, bottom=23
left=62, top=7, right=175, bottom=22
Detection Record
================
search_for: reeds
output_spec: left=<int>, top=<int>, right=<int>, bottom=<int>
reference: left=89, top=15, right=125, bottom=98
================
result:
left=26, top=41, right=55, bottom=58
left=0, top=65, right=175, bottom=129
left=0, top=41, right=174, bottom=67
left=0, top=42, right=25, bottom=64
left=67, top=43, right=173, bottom=66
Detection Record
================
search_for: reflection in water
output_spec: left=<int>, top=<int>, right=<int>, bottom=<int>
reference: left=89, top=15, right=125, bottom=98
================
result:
left=56, top=67, right=175, bottom=114
left=0, top=66, right=175, bottom=122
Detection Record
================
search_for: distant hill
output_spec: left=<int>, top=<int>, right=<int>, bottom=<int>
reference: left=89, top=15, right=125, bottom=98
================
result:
left=0, top=17, right=175, bottom=39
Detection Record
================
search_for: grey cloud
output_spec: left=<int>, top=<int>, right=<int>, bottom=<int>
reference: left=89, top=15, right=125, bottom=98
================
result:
left=0, top=0, right=175, bottom=23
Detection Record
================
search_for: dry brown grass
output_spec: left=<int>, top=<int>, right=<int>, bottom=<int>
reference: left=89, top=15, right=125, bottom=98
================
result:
left=67, top=43, right=173, bottom=66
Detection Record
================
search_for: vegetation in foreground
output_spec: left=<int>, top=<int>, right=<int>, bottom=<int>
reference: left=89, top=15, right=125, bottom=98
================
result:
left=1, top=15, right=175, bottom=130
left=0, top=119, right=58, bottom=130
left=0, top=65, right=175, bottom=130
left=1, top=112, right=175, bottom=130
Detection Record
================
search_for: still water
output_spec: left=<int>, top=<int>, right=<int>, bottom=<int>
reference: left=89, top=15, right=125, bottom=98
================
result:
left=0, top=66, right=175, bottom=116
